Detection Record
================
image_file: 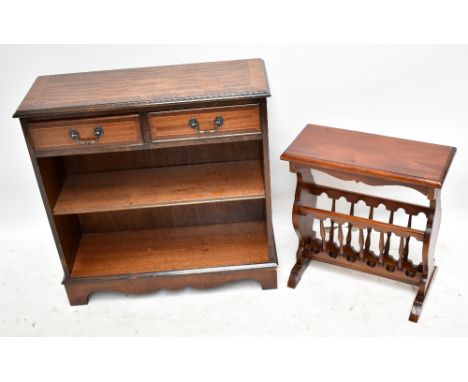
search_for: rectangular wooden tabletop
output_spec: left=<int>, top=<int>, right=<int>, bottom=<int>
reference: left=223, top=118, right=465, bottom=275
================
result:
left=281, top=124, right=456, bottom=189
left=13, top=59, right=269, bottom=118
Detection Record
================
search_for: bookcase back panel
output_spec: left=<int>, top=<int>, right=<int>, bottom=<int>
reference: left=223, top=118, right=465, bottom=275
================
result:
left=63, top=140, right=262, bottom=174
left=78, top=199, right=265, bottom=233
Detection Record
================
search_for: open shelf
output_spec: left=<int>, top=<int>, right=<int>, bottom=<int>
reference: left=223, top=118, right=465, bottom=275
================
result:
left=54, top=159, right=265, bottom=215
left=70, top=221, right=270, bottom=278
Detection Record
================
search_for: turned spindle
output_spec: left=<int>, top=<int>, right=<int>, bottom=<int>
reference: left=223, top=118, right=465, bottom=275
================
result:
left=404, top=215, right=412, bottom=259
left=320, top=219, right=327, bottom=254
left=338, top=223, right=344, bottom=256
left=365, top=206, right=374, bottom=251
left=346, top=203, right=355, bottom=246
left=378, top=232, right=385, bottom=266
left=329, top=199, right=336, bottom=245
left=384, top=211, right=394, bottom=256
left=359, top=228, right=365, bottom=261
left=398, top=236, right=405, bottom=270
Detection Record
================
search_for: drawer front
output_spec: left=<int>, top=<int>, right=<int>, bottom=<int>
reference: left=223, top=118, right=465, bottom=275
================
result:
left=149, top=104, right=261, bottom=141
left=29, top=115, right=142, bottom=152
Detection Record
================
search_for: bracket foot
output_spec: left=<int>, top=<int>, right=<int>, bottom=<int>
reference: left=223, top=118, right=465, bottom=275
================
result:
left=409, top=266, right=438, bottom=323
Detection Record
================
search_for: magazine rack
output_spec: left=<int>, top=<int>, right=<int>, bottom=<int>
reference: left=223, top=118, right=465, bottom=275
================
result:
left=281, top=124, right=456, bottom=322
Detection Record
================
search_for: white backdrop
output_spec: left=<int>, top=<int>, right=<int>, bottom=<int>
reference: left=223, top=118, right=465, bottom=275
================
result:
left=1, top=45, right=467, bottom=335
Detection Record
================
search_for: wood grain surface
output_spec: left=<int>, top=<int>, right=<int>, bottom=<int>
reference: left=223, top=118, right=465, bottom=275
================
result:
left=62, top=140, right=261, bottom=173
left=149, top=104, right=261, bottom=140
left=29, top=114, right=142, bottom=152
left=14, top=59, right=270, bottom=118
left=70, top=221, right=269, bottom=277
left=64, top=267, right=277, bottom=305
left=281, top=124, right=456, bottom=188
left=78, top=199, right=265, bottom=233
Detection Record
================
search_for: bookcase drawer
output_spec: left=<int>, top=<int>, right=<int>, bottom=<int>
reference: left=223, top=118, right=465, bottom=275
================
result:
left=148, top=104, right=261, bottom=141
left=29, top=115, right=142, bottom=152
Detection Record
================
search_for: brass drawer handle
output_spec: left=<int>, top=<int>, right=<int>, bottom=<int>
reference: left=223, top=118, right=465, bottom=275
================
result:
left=188, top=116, right=224, bottom=134
left=69, top=126, right=104, bottom=145
left=213, top=116, right=224, bottom=129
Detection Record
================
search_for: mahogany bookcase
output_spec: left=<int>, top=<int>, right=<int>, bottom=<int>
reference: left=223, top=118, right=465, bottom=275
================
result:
left=14, top=59, right=278, bottom=305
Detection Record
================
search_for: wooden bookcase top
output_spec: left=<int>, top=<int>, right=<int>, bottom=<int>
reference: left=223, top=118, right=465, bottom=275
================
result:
left=281, top=124, right=456, bottom=189
left=14, top=59, right=270, bottom=118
